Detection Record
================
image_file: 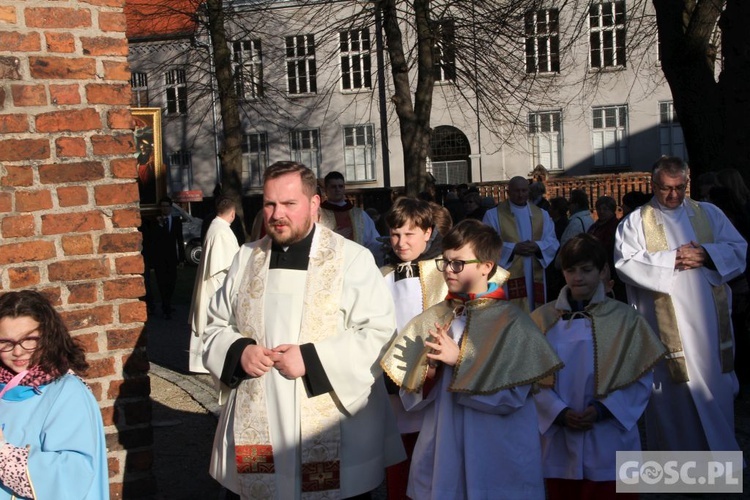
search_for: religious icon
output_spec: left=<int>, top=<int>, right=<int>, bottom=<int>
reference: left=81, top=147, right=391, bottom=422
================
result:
left=131, top=108, right=164, bottom=210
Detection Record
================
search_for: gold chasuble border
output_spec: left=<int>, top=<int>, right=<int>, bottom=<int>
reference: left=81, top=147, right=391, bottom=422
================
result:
left=233, top=226, right=346, bottom=498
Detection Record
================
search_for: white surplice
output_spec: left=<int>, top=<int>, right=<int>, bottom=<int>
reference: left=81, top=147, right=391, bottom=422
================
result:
left=203, top=231, right=404, bottom=498
left=483, top=203, right=558, bottom=311
left=188, top=216, right=239, bottom=373
left=401, top=314, right=545, bottom=500
left=533, top=316, right=653, bottom=480
left=614, top=199, right=747, bottom=451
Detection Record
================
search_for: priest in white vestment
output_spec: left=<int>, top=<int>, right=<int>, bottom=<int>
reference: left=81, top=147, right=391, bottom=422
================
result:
left=615, top=156, right=747, bottom=452
left=483, top=176, right=558, bottom=312
left=203, top=162, right=405, bottom=499
left=188, top=196, right=240, bottom=373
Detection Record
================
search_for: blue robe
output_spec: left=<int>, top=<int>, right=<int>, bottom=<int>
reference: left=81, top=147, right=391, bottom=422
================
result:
left=0, top=373, right=108, bottom=499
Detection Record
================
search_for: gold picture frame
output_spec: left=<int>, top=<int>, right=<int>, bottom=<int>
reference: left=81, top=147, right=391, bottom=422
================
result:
left=131, top=107, right=165, bottom=210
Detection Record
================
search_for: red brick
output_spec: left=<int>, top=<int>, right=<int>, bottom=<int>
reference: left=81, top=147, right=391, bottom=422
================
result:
left=2, top=214, right=35, bottom=238
left=0, top=114, right=28, bottom=133
left=0, top=193, right=14, bottom=213
left=37, top=287, right=62, bottom=306
left=109, top=482, right=122, bottom=499
left=0, top=31, right=41, bottom=52
left=55, top=137, right=87, bottom=158
left=36, top=108, right=101, bottom=133
left=103, top=277, right=145, bottom=300
left=99, top=11, right=126, bottom=32
left=0, top=241, right=55, bottom=265
left=30, top=57, right=96, bottom=80
left=0, top=58, right=20, bottom=81
left=40, top=161, right=104, bottom=184
left=85, top=356, right=116, bottom=378
left=11, top=84, right=47, bottom=106
left=26, top=7, right=91, bottom=28
left=112, top=208, right=141, bottom=228
left=107, top=457, right=120, bottom=478
left=16, top=189, right=53, bottom=212
left=0, top=6, right=17, bottom=24
left=0, top=88, right=5, bottom=109
left=50, top=84, right=81, bottom=105
left=118, top=300, right=146, bottom=323
left=102, top=60, right=130, bottom=81
left=1, top=165, right=34, bottom=186
left=60, top=304, right=113, bottom=331
left=57, top=185, right=89, bottom=207
left=68, top=282, right=98, bottom=304
left=115, top=255, right=144, bottom=275
left=91, top=134, right=134, bottom=155
left=74, top=331, right=99, bottom=353
left=107, top=374, right=149, bottom=398
left=82, top=0, right=126, bottom=8
left=8, top=266, right=40, bottom=288
left=42, top=211, right=104, bottom=235
left=99, top=232, right=141, bottom=253
left=86, top=83, right=130, bottom=105
left=61, top=234, right=94, bottom=255
left=81, top=36, right=128, bottom=56
left=111, top=158, right=136, bottom=179
left=0, top=140, right=48, bottom=162
left=107, top=108, right=132, bottom=129
left=49, top=258, right=109, bottom=281
left=94, top=183, right=139, bottom=206
left=45, top=32, right=75, bottom=53
left=101, top=404, right=115, bottom=427
left=89, top=381, right=103, bottom=401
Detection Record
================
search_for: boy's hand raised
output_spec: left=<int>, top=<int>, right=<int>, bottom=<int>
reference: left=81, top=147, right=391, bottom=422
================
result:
left=425, top=322, right=459, bottom=367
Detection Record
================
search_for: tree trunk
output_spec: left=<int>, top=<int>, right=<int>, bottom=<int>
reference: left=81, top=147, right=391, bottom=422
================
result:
left=205, top=0, right=248, bottom=236
left=379, top=0, right=434, bottom=197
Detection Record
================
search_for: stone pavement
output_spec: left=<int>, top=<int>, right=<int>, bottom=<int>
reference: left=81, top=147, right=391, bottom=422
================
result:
left=145, top=271, right=750, bottom=499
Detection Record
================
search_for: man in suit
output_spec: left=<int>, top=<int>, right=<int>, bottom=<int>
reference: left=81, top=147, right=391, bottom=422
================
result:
left=150, top=196, right=185, bottom=319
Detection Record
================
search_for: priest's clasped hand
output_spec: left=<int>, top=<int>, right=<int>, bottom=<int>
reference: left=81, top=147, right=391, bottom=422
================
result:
left=272, top=344, right=306, bottom=379
left=240, top=345, right=276, bottom=378
left=675, top=241, right=707, bottom=271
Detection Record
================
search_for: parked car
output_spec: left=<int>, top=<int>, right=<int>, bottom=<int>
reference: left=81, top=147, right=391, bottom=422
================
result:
left=171, top=204, right=203, bottom=266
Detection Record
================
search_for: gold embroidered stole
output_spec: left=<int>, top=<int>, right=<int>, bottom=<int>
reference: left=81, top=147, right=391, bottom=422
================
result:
left=381, top=299, right=562, bottom=394
left=319, top=207, right=365, bottom=244
left=233, top=226, right=345, bottom=497
left=641, top=199, right=733, bottom=382
left=496, top=201, right=545, bottom=312
left=380, top=258, right=448, bottom=312
left=532, top=297, right=667, bottom=397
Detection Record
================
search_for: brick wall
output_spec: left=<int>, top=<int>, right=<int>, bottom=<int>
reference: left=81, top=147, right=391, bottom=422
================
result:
left=0, top=1, right=152, bottom=497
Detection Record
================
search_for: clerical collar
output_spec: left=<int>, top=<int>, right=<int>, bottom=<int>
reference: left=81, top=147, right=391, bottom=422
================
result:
left=509, top=201, right=529, bottom=210
left=269, top=225, right=315, bottom=270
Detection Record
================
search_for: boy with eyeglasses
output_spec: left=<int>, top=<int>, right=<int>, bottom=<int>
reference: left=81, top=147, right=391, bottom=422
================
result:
left=380, top=219, right=561, bottom=499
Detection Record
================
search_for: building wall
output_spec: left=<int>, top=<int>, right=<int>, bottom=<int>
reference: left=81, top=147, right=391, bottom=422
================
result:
left=0, top=1, right=151, bottom=496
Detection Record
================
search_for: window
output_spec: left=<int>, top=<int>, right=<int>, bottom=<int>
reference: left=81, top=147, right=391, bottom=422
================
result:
left=290, top=129, right=320, bottom=175
left=343, top=125, right=375, bottom=181
left=165, top=69, right=188, bottom=115
left=286, top=35, right=317, bottom=94
left=233, top=40, right=263, bottom=101
left=242, top=132, right=269, bottom=188
left=592, top=105, right=628, bottom=167
left=130, top=72, right=149, bottom=107
left=431, top=19, right=456, bottom=82
left=589, top=1, right=626, bottom=68
left=340, top=30, right=371, bottom=91
left=659, top=102, right=687, bottom=159
left=528, top=111, right=563, bottom=170
left=525, top=9, right=560, bottom=73
left=168, top=150, right=192, bottom=192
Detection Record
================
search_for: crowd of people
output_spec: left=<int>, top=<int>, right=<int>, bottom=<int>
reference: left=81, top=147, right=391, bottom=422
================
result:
left=1, top=156, right=748, bottom=499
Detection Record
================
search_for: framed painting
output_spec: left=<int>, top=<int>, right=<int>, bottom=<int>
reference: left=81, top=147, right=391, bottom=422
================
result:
left=131, top=107, right=165, bottom=211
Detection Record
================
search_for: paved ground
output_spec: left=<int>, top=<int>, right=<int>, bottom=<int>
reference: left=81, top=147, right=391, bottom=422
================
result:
left=146, top=267, right=750, bottom=499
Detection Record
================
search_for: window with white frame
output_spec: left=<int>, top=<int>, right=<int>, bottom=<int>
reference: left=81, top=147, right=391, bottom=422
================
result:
left=340, top=30, right=371, bottom=91
left=343, top=125, right=375, bottom=181
left=233, top=40, right=263, bottom=101
left=589, top=1, right=626, bottom=69
left=168, top=150, right=192, bottom=192
left=165, top=68, right=188, bottom=115
left=290, top=129, right=320, bottom=176
left=659, top=101, right=687, bottom=159
left=130, top=72, right=149, bottom=107
left=286, top=35, right=317, bottom=95
left=592, top=105, right=629, bottom=167
left=242, top=132, right=269, bottom=188
left=525, top=9, right=560, bottom=74
left=431, top=19, right=456, bottom=82
left=528, top=111, right=563, bottom=170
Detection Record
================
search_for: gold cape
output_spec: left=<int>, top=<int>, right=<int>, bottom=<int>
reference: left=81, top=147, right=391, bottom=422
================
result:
left=380, top=297, right=563, bottom=395
left=319, top=205, right=366, bottom=244
left=531, top=285, right=667, bottom=398
left=381, top=258, right=448, bottom=312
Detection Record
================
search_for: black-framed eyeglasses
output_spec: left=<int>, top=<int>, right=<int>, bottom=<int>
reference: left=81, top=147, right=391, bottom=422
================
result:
left=0, top=337, right=39, bottom=353
left=435, top=258, right=482, bottom=273
left=653, top=182, right=687, bottom=194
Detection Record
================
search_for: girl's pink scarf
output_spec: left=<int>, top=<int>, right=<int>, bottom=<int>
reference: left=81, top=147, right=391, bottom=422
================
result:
left=0, top=364, right=58, bottom=392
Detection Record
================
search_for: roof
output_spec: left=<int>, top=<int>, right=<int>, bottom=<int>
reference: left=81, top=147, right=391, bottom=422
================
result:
left=125, top=0, right=201, bottom=41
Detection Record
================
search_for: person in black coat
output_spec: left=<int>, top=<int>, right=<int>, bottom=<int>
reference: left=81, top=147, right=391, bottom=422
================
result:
left=148, top=196, right=185, bottom=319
